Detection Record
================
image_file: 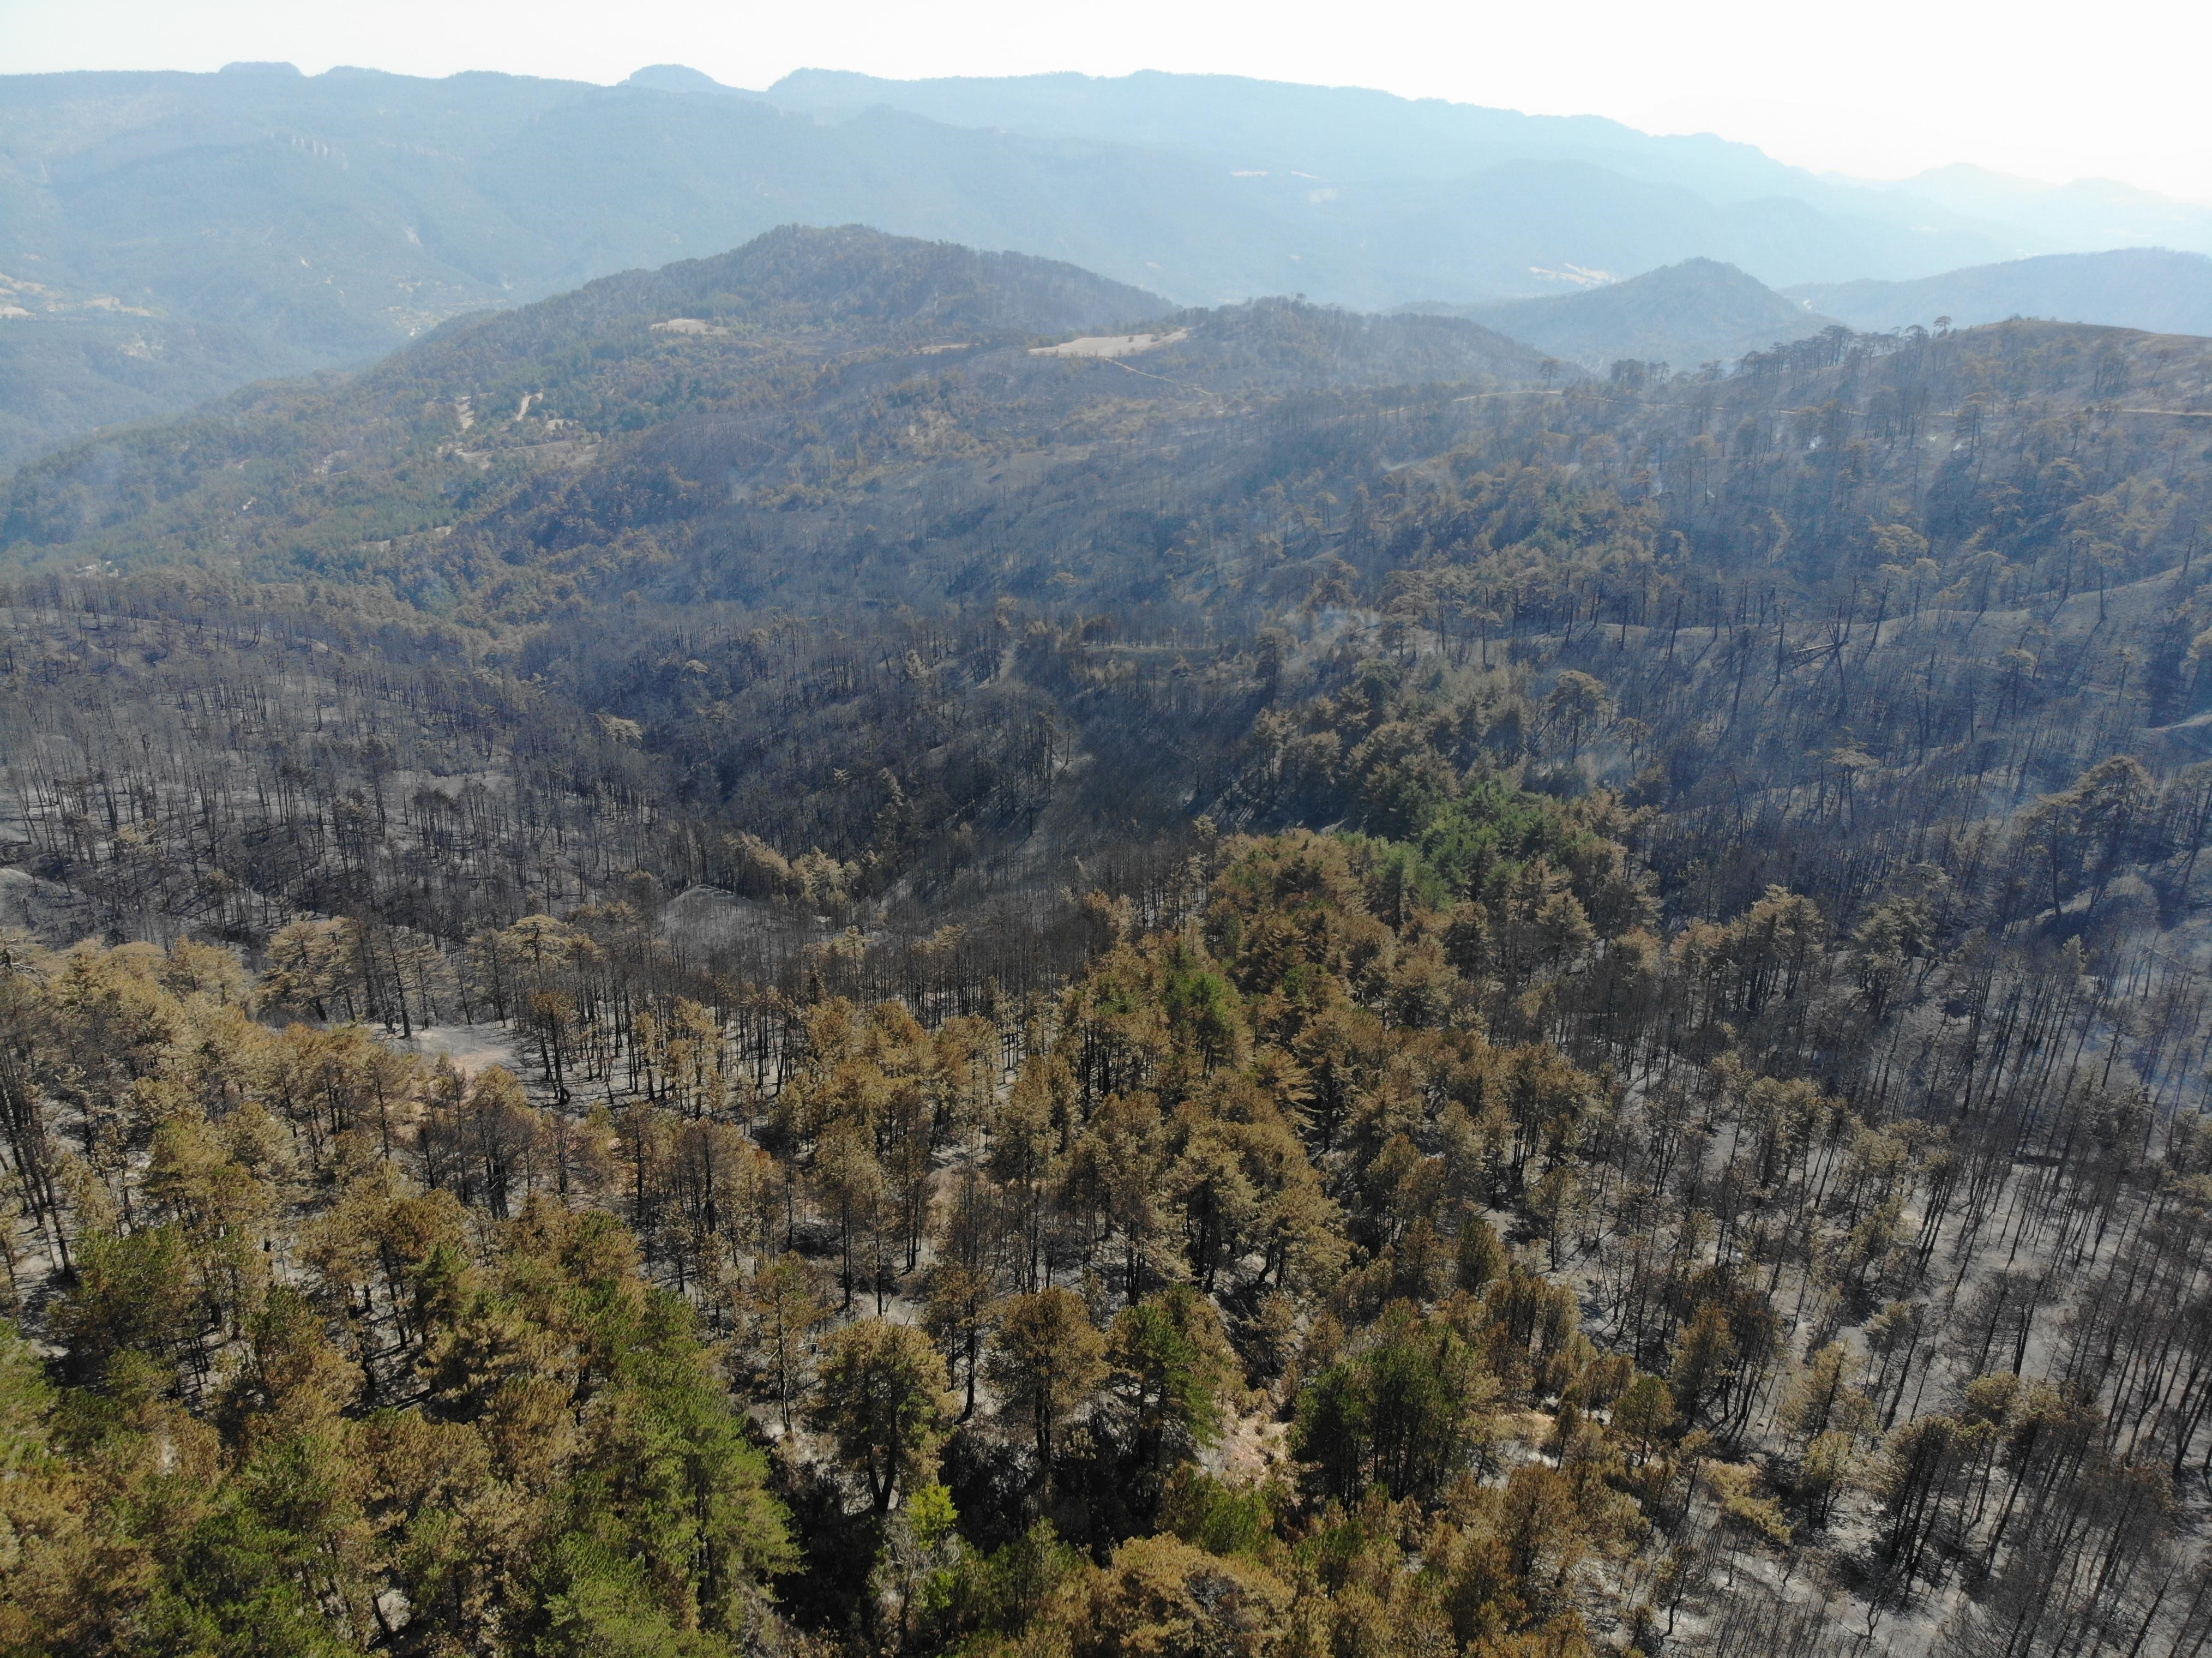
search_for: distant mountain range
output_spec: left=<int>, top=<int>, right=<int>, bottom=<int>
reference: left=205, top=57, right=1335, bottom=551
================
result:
left=1882, top=166, right=2212, bottom=260
left=4, top=61, right=2210, bottom=470
left=754, top=69, right=2212, bottom=260
left=1788, top=249, right=2212, bottom=337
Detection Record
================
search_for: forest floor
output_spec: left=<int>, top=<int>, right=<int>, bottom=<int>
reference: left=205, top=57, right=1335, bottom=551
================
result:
left=661, top=885, right=845, bottom=955
left=384, top=1022, right=521, bottom=1078
left=0, top=866, right=93, bottom=940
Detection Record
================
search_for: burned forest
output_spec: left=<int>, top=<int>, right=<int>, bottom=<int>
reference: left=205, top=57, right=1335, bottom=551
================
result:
left=1, top=224, right=2210, bottom=1658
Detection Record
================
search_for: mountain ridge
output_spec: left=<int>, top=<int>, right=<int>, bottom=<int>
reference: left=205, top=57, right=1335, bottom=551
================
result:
left=5, top=63, right=2208, bottom=475
left=0, top=67, right=2060, bottom=465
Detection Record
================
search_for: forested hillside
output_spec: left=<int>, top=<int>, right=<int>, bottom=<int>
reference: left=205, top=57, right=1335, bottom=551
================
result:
left=1, top=228, right=2211, bottom=1658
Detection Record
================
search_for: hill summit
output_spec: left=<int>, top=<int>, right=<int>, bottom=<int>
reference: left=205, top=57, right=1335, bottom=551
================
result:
left=1408, top=257, right=1839, bottom=369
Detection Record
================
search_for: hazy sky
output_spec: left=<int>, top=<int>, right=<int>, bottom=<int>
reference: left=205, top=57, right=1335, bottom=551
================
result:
left=5, top=0, right=2209, bottom=203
